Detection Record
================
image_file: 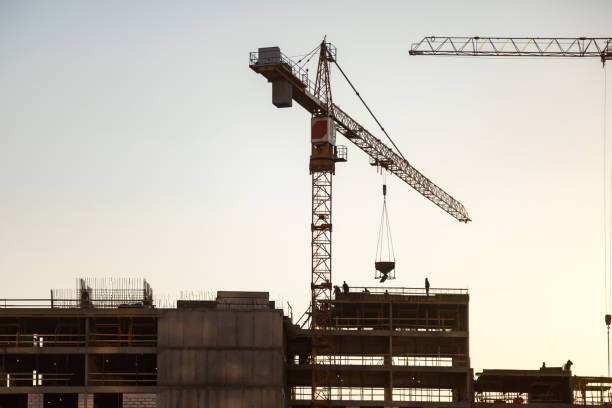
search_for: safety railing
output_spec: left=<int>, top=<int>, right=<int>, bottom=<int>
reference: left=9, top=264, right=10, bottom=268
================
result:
left=335, top=145, right=348, bottom=161
left=0, top=333, right=156, bottom=347
left=290, top=386, right=385, bottom=401
left=0, top=298, right=154, bottom=309
left=249, top=51, right=315, bottom=97
left=573, top=387, right=612, bottom=405
left=0, top=333, right=86, bottom=347
left=316, top=354, right=386, bottom=366
left=0, top=299, right=70, bottom=308
left=88, top=333, right=156, bottom=347
left=476, top=392, right=528, bottom=404
left=393, top=353, right=467, bottom=367
left=88, top=372, right=156, bottom=385
left=291, top=353, right=467, bottom=367
left=394, top=387, right=454, bottom=402
left=332, top=316, right=456, bottom=331
left=339, top=287, right=468, bottom=296
left=1, top=372, right=74, bottom=387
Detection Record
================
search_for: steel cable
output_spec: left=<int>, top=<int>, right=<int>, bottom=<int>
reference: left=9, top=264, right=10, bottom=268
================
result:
left=332, top=59, right=407, bottom=160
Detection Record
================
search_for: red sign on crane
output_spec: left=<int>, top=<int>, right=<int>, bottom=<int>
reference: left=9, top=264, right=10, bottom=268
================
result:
left=311, top=117, right=336, bottom=144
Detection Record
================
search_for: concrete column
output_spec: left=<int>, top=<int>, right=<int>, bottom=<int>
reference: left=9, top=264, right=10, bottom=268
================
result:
left=78, top=393, right=93, bottom=408
left=84, top=317, right=89, bottom=386
left=27, top=393, right=43, bottom=408
left=384, top=302, right=393, bottom=405
left=123, top=393, right=158, bottom=408
left=465, top=303, right=472, bottom=403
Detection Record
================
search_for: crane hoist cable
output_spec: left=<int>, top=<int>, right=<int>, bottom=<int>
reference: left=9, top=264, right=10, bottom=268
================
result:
left=375, top=171, right=396, bottom=283
left=332, top=59, right=407, bottom=161
left=604, top=63, right=611, bottom=377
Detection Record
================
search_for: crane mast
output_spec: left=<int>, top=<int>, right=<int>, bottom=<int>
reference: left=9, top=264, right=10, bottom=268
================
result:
left=309, top=42, right=340, bottom=405
left=310, top=42, right=337, bottom=314
left=249, top=40, right=470, bottom=406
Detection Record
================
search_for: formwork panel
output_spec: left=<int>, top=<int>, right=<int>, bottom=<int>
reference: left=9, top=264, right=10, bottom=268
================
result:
left=270, top=313, right=283, bottom=348
left=225, top=350, right=249, bottom=385
left=207, top=389, right=225, bottom=408
left=207, top=350, right=226, bottom=384
left=157, top=315, right=170, bottom=347
left=253, top=350, right=273, bottom=385
left=170, top=389, right=181, bottom=408
left=216, top=312, right=237, bottom=347
left=168, top=350, right=182, bottom=385
left=158, top=391, right=167, bottom=408
left=183, top=312, right=202, bottom=347
left=197, top=389, right=207, bottom=408
left=195, top=350, right=208, bottom=382
left=157, top=349, right=169, bottom=385
left=261, top=388, right=282, bottom=407
left=201, top=312, right=217, bottom=347
left=271, top=351, right=283, bottom=385
left=253, top=312, right=282, bottom=347
left=225, top=388, right=244, bottom=408
left=181, top=350, right=197, bottom=384
left=182, top=389, right=198, bottom=408
left=168, top=314, right=184, bottom=347
left=243, top=388, right=262, bottom=408
left=236, top=313, right=254, bottom=347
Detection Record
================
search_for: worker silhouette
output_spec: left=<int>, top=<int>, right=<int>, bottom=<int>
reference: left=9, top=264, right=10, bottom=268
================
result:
left=425, top=278, right=430, bottom=296
left=333, top=285, right=341, bottom=297
left=342, top=281, right=349, bottom=294
left=564, top=360, right=573, bottom=371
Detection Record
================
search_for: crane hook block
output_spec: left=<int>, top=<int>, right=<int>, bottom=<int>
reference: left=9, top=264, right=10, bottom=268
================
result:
left=606, top=314, right=611, bottom=327
left=383, top=184, right=387, bottom=196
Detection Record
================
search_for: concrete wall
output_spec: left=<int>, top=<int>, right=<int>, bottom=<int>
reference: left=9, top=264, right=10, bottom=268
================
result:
left=78, top=393, right=93, bottom=408
left=157, top=308, right=285, bottom=408
left=123, top=393, right=157, bottom=407
left=27, top=394, right=42, bottom=408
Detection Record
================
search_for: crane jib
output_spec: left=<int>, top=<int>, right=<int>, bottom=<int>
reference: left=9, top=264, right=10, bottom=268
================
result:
left=331, top=104, right=471, bottom=223
left=409, top=36, right=612, bottom=63
left=249, top=47, right=471, bottom=223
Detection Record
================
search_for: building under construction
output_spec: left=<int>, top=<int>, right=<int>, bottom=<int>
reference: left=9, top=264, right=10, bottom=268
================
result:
left=0, top=278, right=610, bottom=408
left=3, top=35, right=612, bottom=408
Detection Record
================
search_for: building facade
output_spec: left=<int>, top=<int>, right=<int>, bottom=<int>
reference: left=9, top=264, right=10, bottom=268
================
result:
left=0, top=280, right=609, bottom=407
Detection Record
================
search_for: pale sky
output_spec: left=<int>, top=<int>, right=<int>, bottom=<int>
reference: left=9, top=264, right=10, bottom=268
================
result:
left=1, top=0, right=611, bottom=377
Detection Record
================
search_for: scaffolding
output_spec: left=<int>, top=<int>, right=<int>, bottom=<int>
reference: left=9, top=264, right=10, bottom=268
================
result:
left=0, top=279, right=158, bottom=393
left=286, top=287, right=472, bottom=406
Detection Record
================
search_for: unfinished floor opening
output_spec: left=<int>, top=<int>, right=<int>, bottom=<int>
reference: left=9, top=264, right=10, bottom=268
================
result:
left=0, top=394, right=27, bottom=408
left=94, top=393, right=122, bottom=408
left=44, top=393, right=78, bottom=408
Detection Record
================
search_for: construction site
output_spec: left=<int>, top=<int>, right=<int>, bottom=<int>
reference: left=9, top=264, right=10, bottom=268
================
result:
left=0, top=277, right=611, bottom=408
left=1, top=34, right=612, bottom=407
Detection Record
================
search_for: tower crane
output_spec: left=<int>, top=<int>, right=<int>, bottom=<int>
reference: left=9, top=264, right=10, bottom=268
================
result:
left=409, top=33, right=612, bottom=375
left=250, top=40, right=470, bottom=405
